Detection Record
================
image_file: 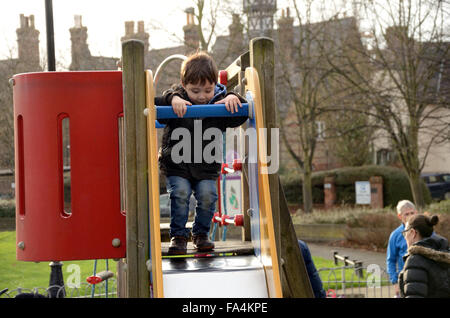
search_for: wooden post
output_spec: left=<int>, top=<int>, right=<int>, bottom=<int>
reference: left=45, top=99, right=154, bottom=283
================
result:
left=250, top=37, right=281, bottom=267
left=370, top=176, right=383, bottom=209
left=122, top=40, right=150, bottom=298
left=324, top=176, right=336, bottom=209
left=249, top=37, right=314, bottom=297
left=239, top=52, right=251, bottom=242
left=278, top=176, right=315, bottom=297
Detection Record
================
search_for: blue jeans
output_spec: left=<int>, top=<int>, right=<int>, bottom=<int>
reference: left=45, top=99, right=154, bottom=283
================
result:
left=166, top=176, right=218, bottom=238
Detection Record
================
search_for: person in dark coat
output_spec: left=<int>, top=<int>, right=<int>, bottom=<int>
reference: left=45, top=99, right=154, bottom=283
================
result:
left=398, top=214, right=450, bottom=298
left=155, top=52, right=247, bottom=255
left=298, top=240, right=327, bottom=298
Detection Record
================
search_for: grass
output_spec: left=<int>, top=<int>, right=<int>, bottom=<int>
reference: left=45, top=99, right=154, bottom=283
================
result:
left=0, top=231, right=116, bottom=296
left=1, top=230, right=384, bottom=297
left=313, top=257, right=390, bottom=292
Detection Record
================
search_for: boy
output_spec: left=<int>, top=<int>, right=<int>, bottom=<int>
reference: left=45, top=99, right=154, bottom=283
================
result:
left=155, top=52, right=247, bottom=255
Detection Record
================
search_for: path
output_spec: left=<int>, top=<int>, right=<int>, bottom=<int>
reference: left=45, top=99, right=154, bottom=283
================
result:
left=306, top=241, right=387, bottom=270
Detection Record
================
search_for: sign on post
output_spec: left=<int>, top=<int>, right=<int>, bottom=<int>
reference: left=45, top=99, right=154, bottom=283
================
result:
left=221, top=174, right=242, bottom=216
left=355, top=181, right=371, bottom=205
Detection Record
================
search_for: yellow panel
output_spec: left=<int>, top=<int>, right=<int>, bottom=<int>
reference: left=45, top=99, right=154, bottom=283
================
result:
left=145, top=70, right=164, bottom=298
left=244, top=67, right=283, bottom=298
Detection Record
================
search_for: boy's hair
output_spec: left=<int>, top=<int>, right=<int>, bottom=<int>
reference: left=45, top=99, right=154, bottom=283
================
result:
left=181, top=51, right=218, bottom=86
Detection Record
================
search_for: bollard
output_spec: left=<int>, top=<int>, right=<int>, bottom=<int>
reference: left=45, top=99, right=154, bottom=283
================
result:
left=48, top=261, right=65, bottom=298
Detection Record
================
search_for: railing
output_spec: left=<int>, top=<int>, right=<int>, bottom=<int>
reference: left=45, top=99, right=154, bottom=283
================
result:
left=0, top=279, right=118, bottom=298
left=1, top=263, right=396, bottom=298
left=333, top=251, right=364, bottom=278
left=318, top=254, right=395, bottom=298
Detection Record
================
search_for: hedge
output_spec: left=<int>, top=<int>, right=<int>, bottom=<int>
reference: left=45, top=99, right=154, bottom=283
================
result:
left=280, top=165, right=432, bottom=208
left=0, top=199, right=15, bottom=217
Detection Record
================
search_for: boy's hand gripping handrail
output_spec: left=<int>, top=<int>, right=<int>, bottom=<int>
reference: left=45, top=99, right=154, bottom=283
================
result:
left=155, top=103, right=250, bottom=119
left=143, top=101, right=253, bottom=122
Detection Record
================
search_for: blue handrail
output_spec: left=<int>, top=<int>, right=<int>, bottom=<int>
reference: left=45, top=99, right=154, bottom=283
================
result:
left=156, top=103, right=249, bottom=120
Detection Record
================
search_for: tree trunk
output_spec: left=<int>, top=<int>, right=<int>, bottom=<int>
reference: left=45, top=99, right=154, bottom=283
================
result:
left=408, top=172, right=425, bottom=210
left=302, top=168, right=313, bottom=213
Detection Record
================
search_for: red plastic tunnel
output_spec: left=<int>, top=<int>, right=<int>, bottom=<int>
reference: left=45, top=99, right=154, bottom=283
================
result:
left=13, top=71, right=126, bottom=261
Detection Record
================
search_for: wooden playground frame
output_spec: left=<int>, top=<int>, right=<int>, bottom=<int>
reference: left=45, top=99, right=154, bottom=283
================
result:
left=118, top=37, right=314, bottom=298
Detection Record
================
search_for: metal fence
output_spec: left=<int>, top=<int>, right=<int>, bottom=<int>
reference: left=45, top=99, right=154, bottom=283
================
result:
left=0, top=279, right=117, bottom=298
left=1, top=270, right=395, bottom=299
left=1, top=256, right=396, bottom=298
left=318, top=264, right=395, bottom=298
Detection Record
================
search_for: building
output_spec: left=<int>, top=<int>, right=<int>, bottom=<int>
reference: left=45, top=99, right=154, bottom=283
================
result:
left=69, top=15, right=119, bottom=70
left=370, top=27, right=450, bottom=173
left=1, top=1, right=448, bottom=190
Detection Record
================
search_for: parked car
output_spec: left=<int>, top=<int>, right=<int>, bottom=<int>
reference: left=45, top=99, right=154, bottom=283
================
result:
left=159, top=193, right=197, bottom=218
left=421, top=172, right=450, bottom=201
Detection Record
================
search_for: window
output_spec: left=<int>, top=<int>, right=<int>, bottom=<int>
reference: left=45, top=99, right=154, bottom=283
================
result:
left=316, top=121, right=325, bottom=140
left=376, top=148, right=395, bottom=165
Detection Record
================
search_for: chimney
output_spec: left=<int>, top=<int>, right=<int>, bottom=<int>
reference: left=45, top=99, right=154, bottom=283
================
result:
left=124, top=21, right=134, bottom=37
left=228, top=13, right=244, bottom=56
left=135, top=21, right=149, bottom=52
left=277, top=7, right=294, bottom=59
left=137, top=21, right=145, bottom=33
left=384, top=26, right=409, bottom=51
left=69, top=15, right=91, bottom=70
left=183, top=7, right=199, bottom=53
left=16, top=14, right=40, bottom=69
left=121, top=20, right=149, bottom=53
left=74, top=15, right=82, bottom=28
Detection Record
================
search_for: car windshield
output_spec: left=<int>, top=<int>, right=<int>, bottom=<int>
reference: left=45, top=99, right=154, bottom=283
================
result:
left=428, top=175, right=444, bottom=183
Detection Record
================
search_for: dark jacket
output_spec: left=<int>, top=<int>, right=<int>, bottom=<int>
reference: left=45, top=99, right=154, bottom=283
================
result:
left=155, top=83, right=247, bottom=181
left=398, top=234, right=450, bottom=298
left=298, top=240, right=327, bottom=298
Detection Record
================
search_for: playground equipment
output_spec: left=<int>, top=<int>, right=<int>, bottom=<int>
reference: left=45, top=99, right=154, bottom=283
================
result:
left=13, top=71, right=125, bottom=261
left=12, top=38, right=313, bottom=298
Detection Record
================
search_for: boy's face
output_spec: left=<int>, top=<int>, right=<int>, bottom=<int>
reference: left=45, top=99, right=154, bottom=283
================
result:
left=183, top=81, right=215, bottom=105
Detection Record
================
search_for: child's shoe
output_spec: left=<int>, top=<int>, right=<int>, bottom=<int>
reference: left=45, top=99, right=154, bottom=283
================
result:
left=192, top=234, right=214, bottom=252
left=168, top=236, right=187, bottom=255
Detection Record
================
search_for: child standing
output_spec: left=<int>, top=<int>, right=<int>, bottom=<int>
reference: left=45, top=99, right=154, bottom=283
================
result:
left=156, top=52, right=247, bottom=255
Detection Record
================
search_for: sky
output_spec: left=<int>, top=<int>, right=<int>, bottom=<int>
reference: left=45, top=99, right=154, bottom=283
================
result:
left=0, top=0, right=201, bottom=68
left=3, top=1, right=445, bottom=70
left=0, top=0, right=290, bottom=70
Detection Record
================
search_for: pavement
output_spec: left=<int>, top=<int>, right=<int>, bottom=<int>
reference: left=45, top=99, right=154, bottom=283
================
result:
left=305, top=241, right=388, bottom=270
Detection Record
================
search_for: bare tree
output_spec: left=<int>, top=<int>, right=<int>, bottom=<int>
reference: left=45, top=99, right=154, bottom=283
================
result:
left=325, top=0, right=450, bottom=208
left=276, top=0, right=366, bottom=212
left=0, top=58, right=17, bottom=170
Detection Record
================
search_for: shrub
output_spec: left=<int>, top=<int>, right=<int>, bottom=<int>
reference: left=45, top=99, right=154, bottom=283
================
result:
left=424, top=200, right=450, bottom=241
left=433, top=214, right=450, bottom=242
left=345, top=212, right=400, bottom=250
left=427, top=199, right=450, bottom=215
left=280, top=165, right=432, bottom=207
left=280, top=173, right=324, bottom=204
left=292, top=206, right=388, bottom=225
left=0, top=199, right=15, bottom=217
